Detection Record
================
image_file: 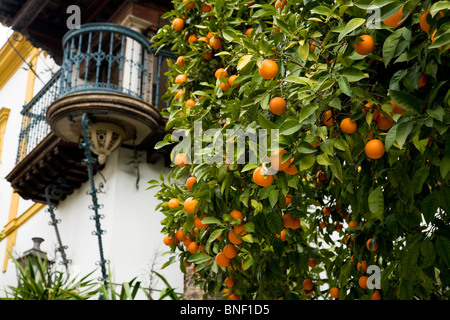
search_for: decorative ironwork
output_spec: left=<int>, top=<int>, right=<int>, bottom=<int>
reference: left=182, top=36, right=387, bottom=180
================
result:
left=80, top=113, right=108, bottom=293
left=44, top=180, right=72, bottom=273
left=15, top=23, right=175, bottom=163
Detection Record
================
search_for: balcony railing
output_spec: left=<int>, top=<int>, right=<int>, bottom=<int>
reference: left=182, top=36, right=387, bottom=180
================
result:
left=15, top=23, right=175, bottom=164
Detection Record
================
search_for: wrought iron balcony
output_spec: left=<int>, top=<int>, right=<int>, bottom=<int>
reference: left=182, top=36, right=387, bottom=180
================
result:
left=7, top=23, right=175, bottom=204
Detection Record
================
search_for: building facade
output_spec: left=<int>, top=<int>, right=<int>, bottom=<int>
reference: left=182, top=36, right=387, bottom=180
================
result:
left=0, top=0, right=184, bottom=299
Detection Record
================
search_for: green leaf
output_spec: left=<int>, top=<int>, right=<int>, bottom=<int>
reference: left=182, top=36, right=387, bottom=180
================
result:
left=298, top=40, right=310, bottom=62
left=435, top=236, right=450, bottom=267
left=440, top=155, right=450, bottom=179
left=257, top=113, right=278, bottom=130
left=338, top=76, right=353, bottom=97
left=411, top=165, right=430, bottom=194
left=201, top=217, right=223, bottom=225
left=340, top=67, right=367, bottom=82
left=339, top=18, right=366, bottom=41
left=427, top=106, right=445, bottom=122
left=299, top=103, right=319, bottom=122
left=382, top=31, right=402, bottom=67
left=420, top=240, right=436, bottom=268
left=429, top=32, right=450, bottom=49
left=316, top=153, right=332, bottom=166
left=188, top=253, right=212, bottom=264
left=299, top=154, right=316, bottom=171
left=385, top=124, right=398, bottom=152
left=280, top=118, right=302, bottom=136
left=266, top=209, right=283, bottom=234
left=368, top=186, right=384, bottom=222
left=395, top=122, right=413, bottom=150
left=398, top=279, right=414, bottom=300
left=389, top=90, right=421, bottom=114
left=430, top=1, right=450, bottom=16
left=208, top=229, right=225, bottom=243
left=330, top=156, right=343, bottom=182
left=237, top=55, right=253, bottom=71
left=269, top=189, right=279, bottom=208
left=421, top=192, right=439, bottom=224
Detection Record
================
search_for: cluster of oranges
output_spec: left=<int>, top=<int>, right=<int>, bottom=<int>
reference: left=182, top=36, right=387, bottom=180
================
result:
left=157, top=0, right=447, bottom=301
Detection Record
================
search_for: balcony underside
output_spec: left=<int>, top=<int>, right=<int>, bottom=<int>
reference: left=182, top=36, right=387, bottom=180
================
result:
left=5, top=132, right=97, bottom=205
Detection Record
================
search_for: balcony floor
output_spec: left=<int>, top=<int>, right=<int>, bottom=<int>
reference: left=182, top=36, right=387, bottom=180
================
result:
left=6, top=132, right=101, bottom=205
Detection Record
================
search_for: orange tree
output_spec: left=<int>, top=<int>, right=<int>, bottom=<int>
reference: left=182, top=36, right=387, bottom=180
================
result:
left=149, top=0, right=450, bottom=300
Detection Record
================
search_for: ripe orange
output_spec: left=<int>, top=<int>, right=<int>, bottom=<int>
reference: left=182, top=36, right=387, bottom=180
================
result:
left=420, top=10, right=431, bottom=33
left=270, top=149, right=291, bottom=172
left=188, top=34, right=198, bottom=44
left=176, top=56, right=186, bottom=67
left=283, top=213, right=300, bottom=229
left=203, top=51, right=213, bottom=61
left=308, top=258, right=317, bottom=268
left=320, top=221, right=327, bottom=229
left=209, top=36, right=223, bottom=50
left=175, top=74, right=187, bottom=85
left=323, top=207, right=332, bottom=216
left=362, top=102, right=372, bottom=114
left=284, top=162, right=298, bottom=175
left=228, top=229, right=243, bottom=245
left=245, top=28, right=254, bottom=37
left=330, top=287, right=340, bottom=299
left=259, top=59, right=278, bottom=80
left=186, top=99, right=196, bottom=107
left=418, top=72, right=427, bottom=88
left=253, top=166, right=274, bottom=187
left=188, top=241, right=199, bottom=254
left=216, top=252, right=231, bottom=267
left=230, top=210, right=243, bottom=222
left=184, top=197, right=199, bottom=214
left=194, top=215, right=208, bottom=230
left=223, top=244, right=238, bottom=259
left=365, top=139, right=385, bottom=160
left=224, top=277, right=235, bottom=288
left=275, top=0, right=287, bottom=11
left=215, top=68, right=228, bottom=79
left=391, top=100, right=405, bottom=114
left=285, top=194, right=293, bottom=206
left=340, top=118, right=357, bottom=134
left=163, top=234, right=175, bottom=246
left=175, top=229, right=185, bottom=242
left=269, top=97, right=287, bottom=115
left=168, top=198, right=180, bottom=209
left=358, top=275, right=368, bottom=289
left=354, top=34, right=375, bottom=55
left=228, top=293, right=239, bottom=300
left=322, top=109, right=335, bottom=126
left=175, top=90, right=184, bottom=100
left=277, top=229, right=287, bottom=241
left=234, top=224, right=247, bottom=237
left=371, top=290, right=381, bottom=300
left=172, top=18, right=185, bottom=31
left=376, top=112, right=393, bottom=130
left=357, top=261, right=368, bottom=273
left=383, top=6, right=404, bottom=28
left=183, top=235, right=192, bottom=247
left=201, top=3, right=212, bottom=12
left=366, top=238, right=379, bottom=251
left=183, top=0, right=195, bottom=9
left=227, top=75, right=238, bottom=87
left=220, top=82, right=230, bottom=92
left=303, top=279, right=314, bottom=291
left=174, top=152, right=189, bottom=167
left=186, top=177, right=197, bottom=191
left=348, top=220, right=359, bottom=228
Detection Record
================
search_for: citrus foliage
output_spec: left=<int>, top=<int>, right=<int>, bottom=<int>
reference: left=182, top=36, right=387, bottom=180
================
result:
left=150, top=0, right=450, bottom=300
